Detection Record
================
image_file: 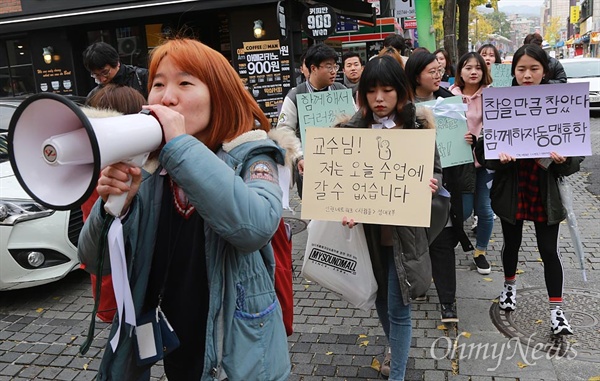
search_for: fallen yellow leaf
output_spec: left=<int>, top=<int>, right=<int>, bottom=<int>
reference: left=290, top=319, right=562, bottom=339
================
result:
left=461, top=332, right=472, bottom=338
left=534, top=319, right=543, bottom=324
left=358, top=334, right=368, bottom=338
left=325, top=351, right=333, bottom=355
left=437, top=324, right=448, bottom=330
left=517, top=361, right=528, bottom=369
left=483, top=277, right=493, bottom=282
left=83, top=363, right=88, bottom=370
left=359, top=340, right=369, bottom=347
left=36, top=308, right=43, bottom=313
left=304, top=285, right=310, bottom=289
left=537, top=258, right=543, bottom=262
left=516, top=269, right=525, bottom=274
left=371, top=358, right=381, bottom=371
left=492, top=298, right=499, bottom=303
left=587, top=376, right=600, bottom=381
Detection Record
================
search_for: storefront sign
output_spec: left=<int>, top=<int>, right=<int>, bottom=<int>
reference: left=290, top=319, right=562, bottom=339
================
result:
left=302, top=3, right=337, bottom=41
left=235, top=39, right=291, bottom=128
left=35, top=68, right=74, bottom=95
left=395, top=0, right=416, bottom=19
left=403, top=18, right=417, bottom=29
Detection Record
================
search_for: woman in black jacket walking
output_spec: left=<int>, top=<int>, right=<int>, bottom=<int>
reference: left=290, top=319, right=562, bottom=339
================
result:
left=477, top=44, right=583, bottom=335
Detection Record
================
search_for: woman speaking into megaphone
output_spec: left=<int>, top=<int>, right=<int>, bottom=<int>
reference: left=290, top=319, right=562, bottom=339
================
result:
left=78, top=38, right=294, bottom=381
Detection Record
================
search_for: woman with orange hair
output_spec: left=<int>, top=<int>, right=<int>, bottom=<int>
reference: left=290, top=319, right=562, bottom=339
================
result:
left=78, top=38, right=292, bottom=381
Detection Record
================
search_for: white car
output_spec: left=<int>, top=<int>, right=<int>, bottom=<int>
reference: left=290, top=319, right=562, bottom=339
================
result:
left=560, top=57, right=600, bottom=112
left=0, top=99, right=83, bottom=290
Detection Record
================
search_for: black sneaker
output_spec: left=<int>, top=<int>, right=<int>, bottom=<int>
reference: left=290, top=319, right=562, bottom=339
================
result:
left=474, top=255, right=491, bottom=275
left=441, top=303, right=459, bottom=323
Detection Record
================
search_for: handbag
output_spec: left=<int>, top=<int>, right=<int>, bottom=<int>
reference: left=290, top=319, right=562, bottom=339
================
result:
left=301, top=220, right=378, bottom=311
left=133, top=306, right=180, bottom=366
left=428, top=185, right=451, bottom=245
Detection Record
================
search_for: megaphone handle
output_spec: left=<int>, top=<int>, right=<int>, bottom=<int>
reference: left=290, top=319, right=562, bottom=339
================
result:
left=104, top=153, right=150, bottom=217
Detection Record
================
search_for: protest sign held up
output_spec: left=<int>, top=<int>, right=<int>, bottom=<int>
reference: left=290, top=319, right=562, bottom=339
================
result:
left=482, top=83, right=592, bottom=159
left=297, top=89, right=355, bottom=149
left=490, top=63, right=513, bottom=88
left=420, top=97, right=472, bottom=168
left=301, top=127, right=436, bottom=226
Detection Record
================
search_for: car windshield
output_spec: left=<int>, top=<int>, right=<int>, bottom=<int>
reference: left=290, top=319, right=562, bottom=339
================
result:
left=562, top=61, right=600, bottom=78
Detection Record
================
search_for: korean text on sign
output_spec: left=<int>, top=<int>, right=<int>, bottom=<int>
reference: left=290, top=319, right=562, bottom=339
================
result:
left=301, top=127, right=436, bottom=226
left=482, top=83, right=592, bottom=159
left=297, top=89, right=356, bottom=149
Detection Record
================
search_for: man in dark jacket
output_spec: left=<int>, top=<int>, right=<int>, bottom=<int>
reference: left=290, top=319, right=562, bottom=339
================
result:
left=523, top=33, right=567, bottom=84
left=83, top=42, right=149, bottom=100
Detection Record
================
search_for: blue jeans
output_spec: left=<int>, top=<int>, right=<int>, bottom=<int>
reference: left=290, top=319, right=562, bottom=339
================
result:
left=375, top=247, right=412, bottom=381
left=462, top=167, right=494, bottom=251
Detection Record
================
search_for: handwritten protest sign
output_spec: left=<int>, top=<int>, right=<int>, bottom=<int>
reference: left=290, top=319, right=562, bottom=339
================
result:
left=302, top=127, right=435, bottom=226
left=297, top=89, right=356, bottom=149
left=482, top=83, right=592, bottom=159
left=491, top=63, right=512, bottom=87
left=420, top=97, right=473, bottom=168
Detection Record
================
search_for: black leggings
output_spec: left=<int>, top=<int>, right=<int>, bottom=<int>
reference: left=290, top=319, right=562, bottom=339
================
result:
left=500, top=219, right=564, bottom=298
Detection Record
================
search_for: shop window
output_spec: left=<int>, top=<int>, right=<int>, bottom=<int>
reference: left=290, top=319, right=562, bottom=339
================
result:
left=0, top=39, right=35, bottom=97
left=86, top=26, right=147, bottom=68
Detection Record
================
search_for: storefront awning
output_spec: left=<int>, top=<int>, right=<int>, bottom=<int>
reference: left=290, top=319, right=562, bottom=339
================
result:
left=305, top=0, right=376, bottom=26
left=0, top=0, right=278, bottom=34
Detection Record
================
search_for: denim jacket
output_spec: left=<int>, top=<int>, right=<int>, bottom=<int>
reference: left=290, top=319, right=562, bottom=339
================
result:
left=78, top=131, right=291, bottom=381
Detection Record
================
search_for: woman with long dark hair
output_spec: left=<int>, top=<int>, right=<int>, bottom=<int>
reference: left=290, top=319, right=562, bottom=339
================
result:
left=341, top=55, right=442, bottom=380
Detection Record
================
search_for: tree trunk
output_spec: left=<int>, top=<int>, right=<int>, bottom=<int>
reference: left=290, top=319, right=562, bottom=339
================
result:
left=457, top=0, right=470, bottom=58
left=443, top=0, right=457, bottom=65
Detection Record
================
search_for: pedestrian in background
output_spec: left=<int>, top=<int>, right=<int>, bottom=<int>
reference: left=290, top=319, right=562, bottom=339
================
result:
left=83, top=41, right=149, bottom=99
left=477, top=43, right=583, bottom=335
left=340, top=55, right=442, bottom=380
left=383, top=33, right=410, bottom=65
left=522, top=33, right=567, bottom=84
left=342, top=51, right=363, bottom=101
left=449, top=52, right=495, bottom=276
left=79, top=38, right=291, bottom=381
left=81, top=84, right=147, bottom=324
left=433, top=48, right=455, bottom=84
left=405, top=51, right=474, bottom=324
left=478, top=44, right=502, bottom=69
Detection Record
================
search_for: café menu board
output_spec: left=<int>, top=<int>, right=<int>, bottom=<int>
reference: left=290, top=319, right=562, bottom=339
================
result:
left=235, top=39, right=292, bottom=128
left=35, top=68, right=74, bottom=94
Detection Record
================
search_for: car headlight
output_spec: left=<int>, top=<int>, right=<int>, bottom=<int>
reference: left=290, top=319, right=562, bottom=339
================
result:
left=0, top=199, right=55, bottom=225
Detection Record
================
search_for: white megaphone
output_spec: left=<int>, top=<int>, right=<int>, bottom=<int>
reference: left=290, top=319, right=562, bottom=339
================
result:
left=8, top=93, right=163, bottom=217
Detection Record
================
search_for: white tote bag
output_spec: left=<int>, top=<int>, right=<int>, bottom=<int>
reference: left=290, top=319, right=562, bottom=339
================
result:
left=301, top=220, right=378, bottom=311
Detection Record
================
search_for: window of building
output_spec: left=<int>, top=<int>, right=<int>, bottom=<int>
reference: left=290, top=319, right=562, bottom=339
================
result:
left=0, top=38, right=35, bottom=97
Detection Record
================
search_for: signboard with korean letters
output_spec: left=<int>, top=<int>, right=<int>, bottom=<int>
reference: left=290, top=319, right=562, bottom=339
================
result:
left=301, top=128, right=436, bottom=226
left=482, top=83, right=592, bottom=159
left=297, top=89, right=356, bottom=150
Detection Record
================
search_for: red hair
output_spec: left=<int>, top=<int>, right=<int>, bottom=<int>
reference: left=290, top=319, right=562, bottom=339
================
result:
left=148, top=38, right=269, bottom=151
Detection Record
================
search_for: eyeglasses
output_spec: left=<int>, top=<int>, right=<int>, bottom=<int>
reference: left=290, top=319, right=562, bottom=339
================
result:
left=90, top=66, right=112, bottom=79
left=426, top=69, right=445, bottom=78
left=320, top=64, right=340, bottom=73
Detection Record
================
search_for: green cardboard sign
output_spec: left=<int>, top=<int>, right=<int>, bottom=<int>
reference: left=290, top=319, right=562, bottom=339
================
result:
left=297, top=89, right=356, bottom=150
left=420, top=96, right=473, bottom=168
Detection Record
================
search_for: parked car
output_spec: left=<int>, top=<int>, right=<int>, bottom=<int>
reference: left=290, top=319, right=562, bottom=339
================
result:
left=0, top=96, right=85, bottom=290
left=560, top=57, right=600, bottom=112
